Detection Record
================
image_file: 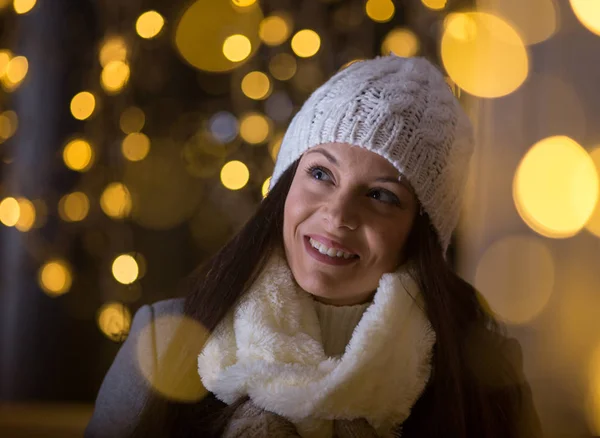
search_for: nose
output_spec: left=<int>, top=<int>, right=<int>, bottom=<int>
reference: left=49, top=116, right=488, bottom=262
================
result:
left=322, top=191, right=359, bottom=231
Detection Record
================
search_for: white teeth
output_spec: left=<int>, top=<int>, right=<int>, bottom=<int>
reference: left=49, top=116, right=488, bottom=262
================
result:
left=309, top=238, right=356, bottom=259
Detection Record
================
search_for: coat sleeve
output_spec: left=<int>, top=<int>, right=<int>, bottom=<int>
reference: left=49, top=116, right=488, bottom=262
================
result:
left=85, top=304, right=157, bottom=438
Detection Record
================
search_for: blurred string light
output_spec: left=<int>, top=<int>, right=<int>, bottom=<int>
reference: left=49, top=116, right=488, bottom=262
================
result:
left=475, top=236, right=554, bottom=325
left=122, top=133, right=151, bottom=161
left=99, top=36, right=127, bottom=67
left=63, top=139, right=94, bottom=172
left=70, top=91, right=96, bottom=120
left=0, top=110, right=18, bottom=142
left=59, top=192, right=90, bottom=222
left=585, top=147, right=600, bottom=238
left=421, top=0, right=447, bottom=11
left=265, top=91, right=293, bottom=123
left=13, top=0, right=36, bottom=14
left=262, top=177, right=271, bottom=198
left=209, top=111, right=238, bottom=143
left=0, top=50, right=12, bottom=76
left=476, top=0, right=557, bottom=45
left=97, top=302, right=131, bottom=342
left=176, top=0, right=262, bottom=72
left=365, top=0, right=395, bottom=23
left=2, top=55, right=28, bottom=90
left=136, top=11, right=165, bottom=39
left=268, top=132, right=283, bottom=161
left=570, top=0, right=600, bottom=36
left=38, top=259, right=72, bottom=297
left=291, top=29, right=321, bottom=58
left=31, top=199, right=47, bottom=228
left=120, top=106, right=145, bottom=134
left=100, top=182, right=132, bottom=219
left=101, top=60, right=130, bottom=93
left=0, top=196, right=19, bottom=226
left=269, top=53, right=297, bottom=80
left=239, top=112, right=271, bottom=144
left=112, top=254, right=139, bottom=285
left=220, top=160, right=249, bottom=190
left=441, top=12, right=528, bottom=98
left=241, top=71, right=272, bottom=100
left=15, top=197, right=35, bottom=232
left=232, top=0, right=257, bottom=6
left=381, top=28, right=419, bottom=57
left=259, top=13, right=292, bottom=46
left=513, top=136, right=599, bottom=238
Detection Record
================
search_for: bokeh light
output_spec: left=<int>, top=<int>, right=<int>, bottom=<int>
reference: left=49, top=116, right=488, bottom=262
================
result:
left=585, top=147, right=600, bottom=238
left=441, top=12, right=529, bottom=98
left=0, top=197, right=19, bottom=226
left=112, top=254, right=139, bottom=285
left=100, top=182, right=132, bottom=219
left=13, top=0, right=36, bottom=14
left=239, top=112, right=271, bottom=144
left=70, top=91, right=96, bottom=120
left=99, top=36, right=127, bottom=67
left=63, top=139, right=94, bottom=172
left=241, top=71, right=272, bottom=100
left=220, top=160, right=250, bottom=190
left=291, top=29, right=321, bottom=58
left=59, top=192, right=90, bottom=222
left=0, top=50, right=11, bottom=76
left=122, top=133, right=151, bottom=162
left=421, top=0, right=446, bottom=10
left=0, top=110, right=18, bottom=142
left=262, top=177, right=271, bottom=198
left=259, top=13, right=292, bottom=46
left=475, top=235, right=554, bottom=325
left=381, top=28, right=419, bottom=57
left=5, top=55, right=28, bottom=86
left=39, top=260, right=72, bottom=297
left=570, top=0, right=600, bottom=36
left=175, top=0, right=262, bottom=72
left=365, top=0, right=395, bottom=23
left=209, top=111, right=238, bottom=143
left=97, top=302, right=132, bottom=342
left=265, top=91, right=293, bottom=123
left=269, top=53, right=297, bottom=81
left=136, top=11, right=165, bottom=39
left=101, top=60, right=130, bottom=93
left=514, top=136, right=599, bottom=238
left=15, top=197, right=35, bottom=232
left=120, top=107, right=145, bottom=134
left=232, top=0, right=256, bottom=6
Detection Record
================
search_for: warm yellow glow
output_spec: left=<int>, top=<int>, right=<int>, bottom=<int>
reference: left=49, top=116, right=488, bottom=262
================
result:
left=365, top=0, right=395, bottom=23
left=175, top=0, right=262, bottom=73
left=5, top=55, right=28, bottom=85
left=0, top=0, right=10, bottom=10
left=268, top=132, right=283, bottom=161
left=587, top=343, right=600, bottom=434
left=99, top=36, right=128, bottom=67
left=259, top=14, right=291, bottom=46
left=514, top=136, right=599, bottom=238
left=269, top=53, right=297, bottom=81
left=97, top=302, right=132, bottom=342
left=239, top=112, right=271, bottom=144
left=241, top=71, right=272, bottom=100
left=15, top=198, right=35, bottom=232
left=585, top=147, right=600, bottom=238
left=63, top=139, right=94, bottom=172
left=101, top=60, right=130, bottom=93
left=441, top=12, right=528, bottom=98
left=0, top=197, right=19, bottom=226
left=291, top=29, right=321, bottom=58
left=0, top=50, right=11, bottom=76
left=232, top=0, right=256, bottom=6
left=381, top=28, right=420, bottom=57
left=220, top=160, right=250, bottom=190
left=13, top=0, right=36, bottom=14
left=59, top=192, right=90, bottom=222
left=262, top=177, right=271, bottom=198
left=39, top=260, right=72, bottom=297
left=570, top=0, right=600, bottom=36
left=422, top=0, right=447, bottom=10
left=122, top=133, right=151, bottom=161
left=222, top=34, right=252, bottom=62
left=475, top=236, right=554, bottom=325
left=0, top=110, right=18, bottom=140
left=100, top=183, right=132, bottom=219
left=112, top=254, right=139, bottom=285
left=70, top=91, right=96, bottom=120
left=120, top=107, right=145, bottom=134
left=136, top=10, right=165, bottom=39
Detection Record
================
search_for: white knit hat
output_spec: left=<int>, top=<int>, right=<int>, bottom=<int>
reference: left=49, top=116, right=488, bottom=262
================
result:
left=270, top=55, right=474, bottom=253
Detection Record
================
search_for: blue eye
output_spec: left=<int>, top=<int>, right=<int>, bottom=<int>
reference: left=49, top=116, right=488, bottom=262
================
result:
left=368, top=189, right=401, bottom=206
left=306, top=165, right=332, bottom=182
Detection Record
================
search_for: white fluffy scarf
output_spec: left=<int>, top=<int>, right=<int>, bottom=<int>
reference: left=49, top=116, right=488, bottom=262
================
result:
left=197, top=253, right=436, bottom=438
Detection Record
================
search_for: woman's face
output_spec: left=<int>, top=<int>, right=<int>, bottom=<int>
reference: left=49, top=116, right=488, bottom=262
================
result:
left=283, top=142, right=418, bottom=305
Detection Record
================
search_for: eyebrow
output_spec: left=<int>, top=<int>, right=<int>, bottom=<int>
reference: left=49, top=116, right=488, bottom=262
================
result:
left=305, top=148, right=338, bottom=165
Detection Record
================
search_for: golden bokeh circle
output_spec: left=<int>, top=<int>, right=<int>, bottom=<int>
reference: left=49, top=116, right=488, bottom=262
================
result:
left=220, top=160, right=250, bottom=190
left=241, top=71, right=272, bottom=100
left=0, top=197, right=19, bottom=226
left=63, top=139, right=94, bottom=172
left=570, top=0, right=600, bottom=36
left=39, top=260, right=72, bottom=297
left=381, top=28, right=419, bottom=57
left=100, top=182, right=132, bottom=219
left=291, top=29, right=321, bottom=58
left=112, top=254, right=140, bottom=285
left=365, top=0, right=395, bottom=23
left=97, top=302, right=132, bottom=342
left=585, top=147, right=600, bottom=238
left=70, top=91, right=96, bottom=120
left=59, top=192, right=90, bottom=222
left=136, top=10, right=165, bottom=39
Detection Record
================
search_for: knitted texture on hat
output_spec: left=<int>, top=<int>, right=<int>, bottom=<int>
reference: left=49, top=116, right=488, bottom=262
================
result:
left=269, top=56, right=474, bottom=252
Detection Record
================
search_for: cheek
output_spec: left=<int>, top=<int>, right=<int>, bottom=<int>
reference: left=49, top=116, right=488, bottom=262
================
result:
left=368, top=216, right=415, bottom=267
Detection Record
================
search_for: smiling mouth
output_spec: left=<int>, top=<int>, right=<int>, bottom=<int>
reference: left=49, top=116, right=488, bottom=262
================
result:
left=308, top=237, right=358, bottom=259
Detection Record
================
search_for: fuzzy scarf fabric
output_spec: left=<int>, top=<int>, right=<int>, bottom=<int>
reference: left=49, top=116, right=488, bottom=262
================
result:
left=197, top=253, right=436, bottom=438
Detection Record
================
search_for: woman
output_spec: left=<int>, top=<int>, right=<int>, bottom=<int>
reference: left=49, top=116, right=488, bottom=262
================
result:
left=86, top=56, right=542, bottom=438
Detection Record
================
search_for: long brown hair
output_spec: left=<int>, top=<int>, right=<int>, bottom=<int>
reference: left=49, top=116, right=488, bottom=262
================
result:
left=130, top=158, right=524, bottom=438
